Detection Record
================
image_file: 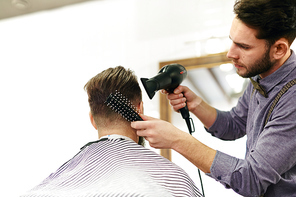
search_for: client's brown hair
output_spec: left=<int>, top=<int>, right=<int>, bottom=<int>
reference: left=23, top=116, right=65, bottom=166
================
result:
left=84, top=66, right=142, bottom=124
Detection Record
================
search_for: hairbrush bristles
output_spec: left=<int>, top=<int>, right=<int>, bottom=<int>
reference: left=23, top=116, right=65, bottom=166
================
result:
left=105, top=90, right=143, bottom=122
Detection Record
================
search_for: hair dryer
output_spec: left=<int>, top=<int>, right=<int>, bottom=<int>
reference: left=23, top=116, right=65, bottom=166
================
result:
left=141, top=63, right=194, bottom=134
left=140, top=63, right=187, bottom=99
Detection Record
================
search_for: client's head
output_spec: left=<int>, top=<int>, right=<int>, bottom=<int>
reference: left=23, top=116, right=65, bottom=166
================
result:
left=84, top=66, right=144, bottom=145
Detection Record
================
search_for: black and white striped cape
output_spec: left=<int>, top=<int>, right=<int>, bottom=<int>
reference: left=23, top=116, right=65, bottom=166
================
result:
left=21, top=136, right=203, bottom=197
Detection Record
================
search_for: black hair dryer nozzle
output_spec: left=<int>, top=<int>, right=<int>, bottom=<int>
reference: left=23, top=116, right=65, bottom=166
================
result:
left=140, top=63, right=187, bottom=99
left=141, top=63, right=194, bottom=134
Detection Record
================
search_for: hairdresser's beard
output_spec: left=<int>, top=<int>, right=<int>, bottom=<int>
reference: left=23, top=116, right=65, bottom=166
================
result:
left=138, top=136, right=145, bottom=146
left=235, top=48, right=276, bottom=78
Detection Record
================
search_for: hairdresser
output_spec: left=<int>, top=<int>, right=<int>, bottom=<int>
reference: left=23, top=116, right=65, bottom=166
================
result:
left=131, top=0, right=296, bottom=196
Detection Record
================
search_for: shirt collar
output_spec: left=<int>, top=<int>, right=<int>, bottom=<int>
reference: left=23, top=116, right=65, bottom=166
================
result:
left=99, top=134, right=134, bottom=142
left=80, top=134, right=134, bottom=150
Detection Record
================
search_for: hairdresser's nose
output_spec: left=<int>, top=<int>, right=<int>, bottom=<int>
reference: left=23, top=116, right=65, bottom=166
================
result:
left=227, top=42, right=239, bottom=60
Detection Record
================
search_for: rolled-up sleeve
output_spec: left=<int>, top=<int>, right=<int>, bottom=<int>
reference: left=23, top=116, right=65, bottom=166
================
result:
left=206, top=109, right=247, bottom=140
left=206, top=84, right=251, bottom=140
left=206, top=150, right=282, bottom=196
left=206, top=151, right=241, bottom=193
left=205, top=86, right=296, bottom=197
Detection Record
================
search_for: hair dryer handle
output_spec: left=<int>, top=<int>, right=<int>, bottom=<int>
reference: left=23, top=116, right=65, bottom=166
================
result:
left=180, top=105, right=189, bottom=119
left=179, top=105, right=195, bottom=134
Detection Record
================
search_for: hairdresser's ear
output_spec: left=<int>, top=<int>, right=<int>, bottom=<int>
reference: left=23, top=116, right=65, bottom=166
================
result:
left=271, top=38, right=289, bottom=60
left=89, top=112, right=97, bottom=130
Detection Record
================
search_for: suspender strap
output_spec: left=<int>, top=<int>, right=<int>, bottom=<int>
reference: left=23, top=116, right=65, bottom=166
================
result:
left=261, top=79, right=296, bottom=197
left=264, top=79, right=296, bottom=127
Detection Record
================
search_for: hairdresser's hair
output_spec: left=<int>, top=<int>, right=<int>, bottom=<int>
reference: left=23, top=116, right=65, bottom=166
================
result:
left=234, top=0, right=296, bottom=46
left=84, top=66, right=142, bottom=123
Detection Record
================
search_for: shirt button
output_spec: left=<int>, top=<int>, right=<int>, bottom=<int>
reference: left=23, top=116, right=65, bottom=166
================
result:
left=217, top=176, right=221, bottom=180
left=235, top=188, right=239, bottom=193
left=212, top=131, right=218, bottom=137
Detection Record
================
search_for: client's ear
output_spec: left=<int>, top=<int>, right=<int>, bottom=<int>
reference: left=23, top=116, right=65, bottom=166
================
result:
left=89, top=112, right=98, bottom=130
left=138, top=101, right=144, bottom=114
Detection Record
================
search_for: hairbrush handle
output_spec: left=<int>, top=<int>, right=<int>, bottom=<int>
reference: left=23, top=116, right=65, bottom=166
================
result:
left=132, top=112, right=143, bottom=121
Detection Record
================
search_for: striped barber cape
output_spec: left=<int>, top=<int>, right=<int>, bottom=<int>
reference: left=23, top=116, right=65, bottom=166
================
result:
left=21, top=135, right=203, bottom=197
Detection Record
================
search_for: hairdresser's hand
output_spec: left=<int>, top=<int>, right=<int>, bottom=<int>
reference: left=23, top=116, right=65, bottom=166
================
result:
left=162, top=85, right=202, bottom=113
left=163, top=85, right=217, bottom=129
left=131, top=114, right=185, bottom=149
left=132, top=114, right=216, bottom=174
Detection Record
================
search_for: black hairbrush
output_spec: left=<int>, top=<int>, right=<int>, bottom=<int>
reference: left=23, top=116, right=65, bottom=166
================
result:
left=105, top=90, right=143, bottom=122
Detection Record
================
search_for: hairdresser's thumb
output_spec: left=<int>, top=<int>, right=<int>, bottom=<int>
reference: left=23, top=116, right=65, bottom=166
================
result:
left=173, top=85, right=183, bottom=94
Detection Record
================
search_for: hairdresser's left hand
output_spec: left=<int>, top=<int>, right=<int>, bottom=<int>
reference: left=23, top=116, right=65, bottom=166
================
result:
left=131, top=114, right=184, bottom=149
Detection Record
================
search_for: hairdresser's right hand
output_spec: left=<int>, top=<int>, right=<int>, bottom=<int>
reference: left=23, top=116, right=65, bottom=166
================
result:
left=162, top=85, right=202, bottom=113
left=131, top=114, right=186, bottom=149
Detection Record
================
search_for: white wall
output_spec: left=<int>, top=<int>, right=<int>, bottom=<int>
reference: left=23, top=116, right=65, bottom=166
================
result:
left=0, top=0, right=242, bottom=196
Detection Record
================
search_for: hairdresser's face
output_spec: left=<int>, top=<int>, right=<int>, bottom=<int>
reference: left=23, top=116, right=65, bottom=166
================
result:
left=227, top=17, right=276, bottom=78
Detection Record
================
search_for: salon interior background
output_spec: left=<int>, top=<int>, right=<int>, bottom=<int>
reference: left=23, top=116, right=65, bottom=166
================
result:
left=2, top=0, right=296, bottom=196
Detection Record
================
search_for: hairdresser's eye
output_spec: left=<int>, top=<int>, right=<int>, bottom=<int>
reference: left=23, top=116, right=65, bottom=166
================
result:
left=238, top=44, right=250, bottom=50
left=241, top=46, right=250, bottom=50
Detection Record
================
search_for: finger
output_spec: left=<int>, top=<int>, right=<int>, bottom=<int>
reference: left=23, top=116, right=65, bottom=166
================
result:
left=172, top=103, right=186, bottom=112
left=137, top=129, right=148, bottom=137
left=139, top=114, right=156, bottom=121
left=167, top=92, right=184, bottom=100
left=169, top=97, right=186, bottom=106
left=131, top=118, right=154, bottom=130
left=161, top=89, right=168, bottom=94
left=173, top=85, right=184, bottom=94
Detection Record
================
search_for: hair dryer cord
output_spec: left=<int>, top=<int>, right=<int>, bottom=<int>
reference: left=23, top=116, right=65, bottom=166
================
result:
left=180, top=105, right=204, bottom=197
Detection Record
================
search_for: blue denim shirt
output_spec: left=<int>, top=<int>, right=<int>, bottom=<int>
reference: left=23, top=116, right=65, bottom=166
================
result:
left=206, top=51, right=296, bottom=197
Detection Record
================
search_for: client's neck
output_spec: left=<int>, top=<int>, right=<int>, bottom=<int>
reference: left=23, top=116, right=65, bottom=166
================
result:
left=98, top=124, right=138, bottom=143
